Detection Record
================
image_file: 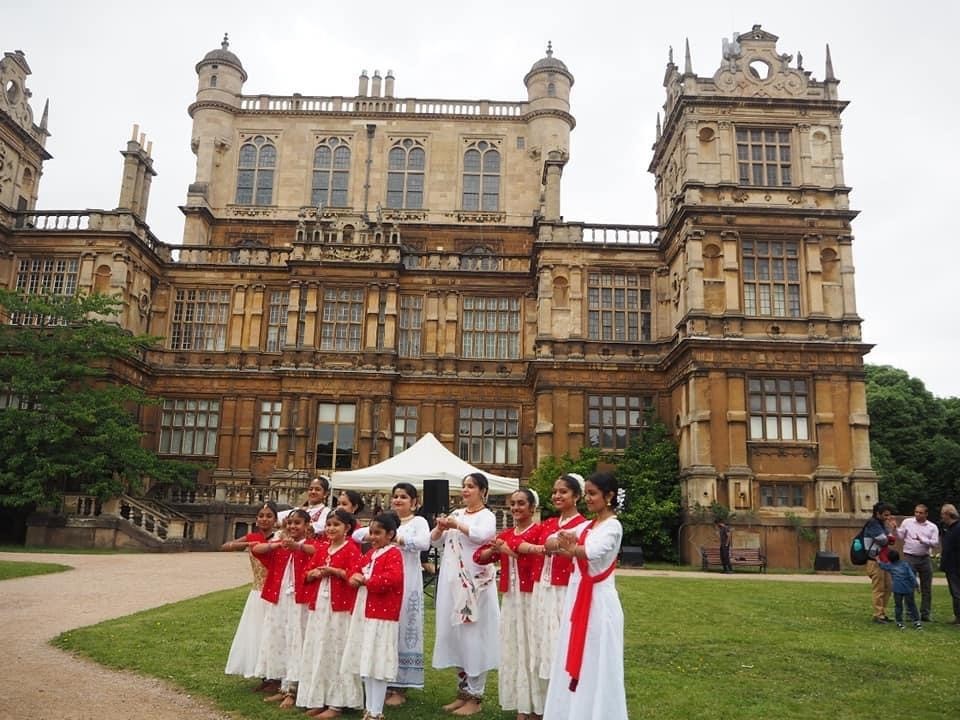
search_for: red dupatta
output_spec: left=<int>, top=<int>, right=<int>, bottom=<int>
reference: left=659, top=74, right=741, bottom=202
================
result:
left=564, top=520, right=617, bottom=691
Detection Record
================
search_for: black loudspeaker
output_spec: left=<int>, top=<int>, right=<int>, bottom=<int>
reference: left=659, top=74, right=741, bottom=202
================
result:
left=422, top=478, right=450, bottom=517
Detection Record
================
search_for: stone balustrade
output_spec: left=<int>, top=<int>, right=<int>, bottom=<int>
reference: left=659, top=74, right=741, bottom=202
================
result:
left=538, top=222, right=661, bottom=246
left=238, top=94, right=526, bottom=118
left=11, top=209, right=171, bottom=260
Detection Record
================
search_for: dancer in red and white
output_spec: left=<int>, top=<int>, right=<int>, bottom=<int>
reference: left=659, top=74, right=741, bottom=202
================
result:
left=542, top=472, right=626, bottom=720
left=523, top=473, right=588, bottom=695
left=475, top=488, right=544, bottom=720
left=341, top=512, right=405, bottom=720
left=297, top=509, right=363, bottom=717
left=251, top=509, right=320, bottom=709
left=223, top=501, right=279, bottom=686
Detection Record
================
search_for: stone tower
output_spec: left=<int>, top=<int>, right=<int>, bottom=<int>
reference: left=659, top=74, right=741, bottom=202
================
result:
left=649, top=25, right=876, bottom=527
left=0, top=50, right=50, bottom=212
left=182, top=34, right=247, bottom=244
left=524, top=43, right=575, bottom=221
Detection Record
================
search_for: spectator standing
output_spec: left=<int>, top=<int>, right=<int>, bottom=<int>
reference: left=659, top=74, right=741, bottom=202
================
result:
left=715, top=519, right=733, bottom=574
left=864, top=502, right=897, bottom=624
left=896, top=504, right=939, bottom=621
left=939, top=503, right=960, bottom=625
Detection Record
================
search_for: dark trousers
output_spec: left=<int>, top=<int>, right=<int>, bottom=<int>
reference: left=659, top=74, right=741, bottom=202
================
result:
left=945, top=569, right=960, bottom=620
left=720, top=545, right=732, bottom=572
left=893, top=592, right=920, bottom=624
left=904, top=553, right=933, bottom=618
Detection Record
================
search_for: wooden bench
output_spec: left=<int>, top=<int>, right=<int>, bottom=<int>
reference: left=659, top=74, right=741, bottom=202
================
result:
left=700, top=546, right=767, bottom=573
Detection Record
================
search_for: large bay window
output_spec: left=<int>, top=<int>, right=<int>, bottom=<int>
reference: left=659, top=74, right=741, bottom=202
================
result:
left=458, top=407, right=519, bottom=465
left=748, top=377, right=810, bottom=441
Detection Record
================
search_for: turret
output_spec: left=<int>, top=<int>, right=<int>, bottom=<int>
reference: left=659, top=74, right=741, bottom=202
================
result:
left=524, top=43, right=575, bottom=221
left=183, top=34, right=247, bottom=243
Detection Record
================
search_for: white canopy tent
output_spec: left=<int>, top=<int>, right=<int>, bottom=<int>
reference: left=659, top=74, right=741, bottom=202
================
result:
left=330, top=432, right=519, bottom=495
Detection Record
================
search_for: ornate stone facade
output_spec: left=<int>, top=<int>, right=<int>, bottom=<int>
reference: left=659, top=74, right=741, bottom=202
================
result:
left=0, top=27, right=876, bottom=566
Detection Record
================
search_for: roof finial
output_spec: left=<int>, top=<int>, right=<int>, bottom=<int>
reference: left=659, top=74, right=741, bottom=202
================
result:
left=546, top=41, right=553, bottom=58
left=221, top=33, right=230, bottom=50
left=797, top=51, right=804, bottom=71
left=684, top=38, right=693, bottom=74
left=668, top=45, right=674, bottom=65
left=39, top=98, right=49, bottom=131
left=824, top=43, right=836, bottom=80
left=656, top=112, right=662, bottom=141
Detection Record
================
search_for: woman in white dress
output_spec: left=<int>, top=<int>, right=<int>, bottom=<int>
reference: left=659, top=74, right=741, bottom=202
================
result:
left=430, top=472, right=499, bottom=717
left=251, top=508, right=319, bottom=709
left=351, top=483, right=431, bottom=706
left=476, top=488, right=544, bottom=720
left=342, top=512, right=405, bottom=720
left=223, top=501, right=279, bottom=684
left=521, top=474, right=587, bottom=695
left=296, top=509, right=363, bottom=718
left=543, top=472, right=627, bottom=720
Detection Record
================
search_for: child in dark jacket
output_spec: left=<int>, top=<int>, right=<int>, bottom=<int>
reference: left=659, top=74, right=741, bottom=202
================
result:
left=879, top=549, right=922, bottom=630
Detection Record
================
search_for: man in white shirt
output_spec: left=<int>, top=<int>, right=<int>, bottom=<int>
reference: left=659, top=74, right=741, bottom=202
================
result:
left=897, top=504, right=940, bottom=621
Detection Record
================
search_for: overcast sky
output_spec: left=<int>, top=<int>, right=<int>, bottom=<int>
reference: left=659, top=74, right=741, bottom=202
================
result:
left=5, top=0, right=958, bottom=398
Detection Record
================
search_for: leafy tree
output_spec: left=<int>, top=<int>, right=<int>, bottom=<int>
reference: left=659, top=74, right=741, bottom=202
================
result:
left=0, top=289, right=197, bottom=509
left=527, top=417, right=681, bottom=561
left=865, top=364, right=960, bottom=513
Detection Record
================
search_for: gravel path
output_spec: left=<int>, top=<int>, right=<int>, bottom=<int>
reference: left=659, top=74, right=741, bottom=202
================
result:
left=0, top=550, right=250, bottom=720
left=0, top=551, right=941, bottom=720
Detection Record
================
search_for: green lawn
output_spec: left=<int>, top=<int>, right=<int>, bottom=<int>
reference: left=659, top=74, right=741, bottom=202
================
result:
left=0, top=559, right=71, bottom=580
left=54, top=577, right=957, bottom=719
left=0, top=545, right=139, bottom=554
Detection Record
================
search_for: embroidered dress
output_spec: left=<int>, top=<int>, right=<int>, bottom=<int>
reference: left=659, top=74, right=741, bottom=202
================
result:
left=431, top=507, right=499, bottom=675
left=224, top=537, right=269, bottom=678
left=543, top=517, right=626, bottom=720
left=497, top=525, right=544, bottom=716
left=342, top=545, right=403, bottom=682
left=296, top=542, right=363, bottom=711
left=253, top=554, right=309, bottom=683
left=532, top=513, right=588, bottom=679
left=355, top=515, right=431, bottom=688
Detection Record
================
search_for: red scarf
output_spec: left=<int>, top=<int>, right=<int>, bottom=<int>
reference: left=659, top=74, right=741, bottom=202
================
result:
left=564, top=521, right=617, bottom=691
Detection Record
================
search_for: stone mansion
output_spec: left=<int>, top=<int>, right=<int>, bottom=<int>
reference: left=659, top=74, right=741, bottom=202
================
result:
left=0, top=25, right=877, bottom=567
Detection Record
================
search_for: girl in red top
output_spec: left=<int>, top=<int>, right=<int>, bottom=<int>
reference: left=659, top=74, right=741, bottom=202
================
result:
left=522, top=473, right=588, bottom=687
left=223, top=501, right=279, bottom=684
left=341, top=512, right=405, bottom=720
left=251, top=508, right=319, bottom=708
left=475, top=488, right=545, bottom=720
left=297, top=509, right=363, bottom=718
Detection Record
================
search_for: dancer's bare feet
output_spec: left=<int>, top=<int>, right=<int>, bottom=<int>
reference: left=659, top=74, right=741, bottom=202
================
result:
left=452, top=698, right=483, bottom=716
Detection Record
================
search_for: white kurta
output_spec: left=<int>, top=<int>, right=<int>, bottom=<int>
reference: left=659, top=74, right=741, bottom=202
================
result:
left=253, top=556, right=309, bottom=684
left=498, top=551, right=543, bottom=714
left=296, top=543, right=363, bottom=710
left=543, top=517, right=627, bottom=720
left=353, top=515, right=431, bottom=688
left=431, top=508, right=499, bottom=675
left=224, top=552, right=269, bottom=678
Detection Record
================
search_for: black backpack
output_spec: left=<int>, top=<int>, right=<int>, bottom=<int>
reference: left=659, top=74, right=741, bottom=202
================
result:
left=850, top=523, right=869, bottom=565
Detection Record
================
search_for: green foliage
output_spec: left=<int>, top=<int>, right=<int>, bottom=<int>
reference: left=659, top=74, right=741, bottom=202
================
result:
left=0, top=289, right=197, bottom=509
left=527, top=417, right=680, bottom=561
left=56, top=578, right=958, bottom=719
left=865, top=364, right=960, bottom=513
left=526, top=446, right=600, bottom=516
left=614, top=418, right=681, bottom=560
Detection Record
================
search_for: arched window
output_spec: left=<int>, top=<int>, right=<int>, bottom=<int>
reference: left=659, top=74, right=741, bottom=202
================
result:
left=461, top=246, right=499, bottom=271
left=462, top=141, right=500, bottom=211
left=386, top=139, right=425, bottom=209
left=210, top=74, right=218, bottom=88
left=312, top=137, right=351, bottom=208
left=235, top=135, right=276, bottom=205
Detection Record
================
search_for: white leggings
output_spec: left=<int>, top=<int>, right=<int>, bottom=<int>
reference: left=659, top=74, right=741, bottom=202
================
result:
left=363, top=677, right=388, bottom=715
left=464, top=672, right=487, bottom=697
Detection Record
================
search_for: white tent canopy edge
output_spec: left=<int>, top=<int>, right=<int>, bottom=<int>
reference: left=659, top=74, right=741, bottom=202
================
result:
left=330, top=432, right=519, bottom=495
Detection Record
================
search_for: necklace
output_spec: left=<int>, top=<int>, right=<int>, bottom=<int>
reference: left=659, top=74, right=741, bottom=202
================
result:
left=514, top=522, right=532, bottom=534
left=464, top=505, right=484, bottom=514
